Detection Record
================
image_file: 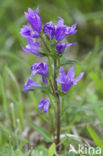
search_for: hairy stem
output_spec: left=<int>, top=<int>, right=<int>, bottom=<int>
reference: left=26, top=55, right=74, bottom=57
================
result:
left=54, top=59, right=61, bottom=150
left=40, top=36, right=50, bottom=52
left=40, top=36, right=56, bottom=140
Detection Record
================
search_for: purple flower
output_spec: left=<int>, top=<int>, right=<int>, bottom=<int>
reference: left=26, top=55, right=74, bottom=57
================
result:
left=43, top=22, right=55, bottom=40
left=66, top=24, right=77, bottom=35
left=20, top=25, right=40, bottom=38
left=56, top=65, right=84, bottom=93
left=55, top=17, right=67, bottom=42
left=22, top=38, right=42, bottom=56
left=38, top=99, right=50, bottom=113
left=30, top=62, right=48, bottom=85
left=56, top=42, right=77, bottom=55
left=24, top=79, right=41, bottom=92
left=55, top=17, right=77, bottom=41
left=24, top=8, right=42, bottom=32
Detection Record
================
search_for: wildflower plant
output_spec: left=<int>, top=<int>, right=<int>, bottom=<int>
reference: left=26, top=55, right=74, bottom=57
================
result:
left=20, top=7, right=84, bottom=150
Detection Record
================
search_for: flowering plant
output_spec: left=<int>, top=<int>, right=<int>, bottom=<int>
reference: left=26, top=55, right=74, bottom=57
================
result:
left=20, top=7, right=84, bottom=150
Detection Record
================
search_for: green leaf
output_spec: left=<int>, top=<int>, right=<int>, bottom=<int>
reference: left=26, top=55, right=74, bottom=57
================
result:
left=87, top=125, right=102, bottom=147
left=94, top=107, right=103, bottom=124
left=48, top=143, right=56, bottom=156
left=57, top=60, right=83, bottom=68
left=32, top=86, right=51, bottom=93
left=28, top=120, right=52, bottom=142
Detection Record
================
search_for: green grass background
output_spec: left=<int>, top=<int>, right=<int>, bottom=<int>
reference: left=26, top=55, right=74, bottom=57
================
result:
left=0, top=0, right=103, bottom=155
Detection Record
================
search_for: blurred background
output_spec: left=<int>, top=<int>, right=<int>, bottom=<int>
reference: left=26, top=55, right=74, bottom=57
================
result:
left=0, top=0, right=103, bottom=155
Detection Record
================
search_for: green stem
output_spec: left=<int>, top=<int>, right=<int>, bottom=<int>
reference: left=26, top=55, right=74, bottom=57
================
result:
left=40, top=35, right=50, bottom=52
left=40, top=36, right=56, bottom=140
left=54, top=59, right=61, bottom=150
left=62, top=95, right=64, bottom=112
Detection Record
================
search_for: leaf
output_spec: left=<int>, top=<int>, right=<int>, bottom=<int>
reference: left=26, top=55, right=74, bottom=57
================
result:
left=87, top=125, right=102, bottom=147
left=32, top=86, right=51, bottom=93
left=94, top=107, right=103, bottom=124
left=57, top=60, right=83, bottom=68
left=28, top=120, right=52, bottom=142
left=48, top=143, right=56, bottom=156
left=62, top=101, right=103, bottom=115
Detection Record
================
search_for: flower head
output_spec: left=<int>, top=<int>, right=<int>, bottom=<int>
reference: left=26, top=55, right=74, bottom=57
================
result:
left=24, top=79, right=41, bottom=92
left=66, top=24, right=77, bottom=35
left=20, top=25, right=40, bottom=38
left=55, top=17, right=67, bottom=41
left=43, top=22, right=55, bottom=40
left=55, top=17, right=77, bottom=41
left=22, top=38, right=42, bottom=56
left=56, top=65, right=84, bottom=92
left=56, top=42, right=77, bottom=55
left=38, top=99, right=50, bottom=113
left=24, top=8, right=42, bottom=32
left=30, top=62, right=48, bottom=85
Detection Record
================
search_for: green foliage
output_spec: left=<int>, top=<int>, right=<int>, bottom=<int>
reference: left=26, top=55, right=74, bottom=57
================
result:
left=0, top=0, right=103, bottom=155
left=28, top=120, right=52, bottom=142
left=87, top=125, right=102, bottom=147
left=48, top=143, right=56, bottom=156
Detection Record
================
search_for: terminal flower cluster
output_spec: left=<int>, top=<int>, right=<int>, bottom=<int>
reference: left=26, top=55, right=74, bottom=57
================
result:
left=20, top=7, right=84, bottom=113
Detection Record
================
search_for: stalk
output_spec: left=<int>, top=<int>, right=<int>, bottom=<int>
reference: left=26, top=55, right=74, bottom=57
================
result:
left=54, top=59, right=61, bottom=150
left=41, top=35, right=61, bottom=149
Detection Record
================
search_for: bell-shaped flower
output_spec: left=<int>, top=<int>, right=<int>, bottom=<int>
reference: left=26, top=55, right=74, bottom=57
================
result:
left=30, top=62, right=48, bottom=85
left=56, top=65, right=84, bottom=92
left=22, top=38, right=42, bottom=56
left=38, top=99, right=50, bottom=113
left=24, top=79, right=41, bottom=92
left=66, top=24, right=77, bottom=35
left=55, top=17, right=77, bottom=42
left=56, top=42, right=77, bottom=55
left=43, top=22, right=55, bottom=40
left=24, top=8, right=42, bottom=32
left=20, top=25, right=40, bottom=38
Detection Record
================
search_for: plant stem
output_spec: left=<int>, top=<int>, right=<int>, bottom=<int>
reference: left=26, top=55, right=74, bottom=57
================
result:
left=40, top=35, right=50, bottom=52
left=54, top=59, right=61, bottom=150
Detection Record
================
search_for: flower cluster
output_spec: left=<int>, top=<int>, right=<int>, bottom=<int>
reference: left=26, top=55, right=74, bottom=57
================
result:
left=20, top=7, right=84, bottom=113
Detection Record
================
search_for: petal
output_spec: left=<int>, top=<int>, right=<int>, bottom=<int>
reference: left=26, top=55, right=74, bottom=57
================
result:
left=21, top=45, right=42, bottom=56
left=56, top=77, right=65, bottom=84
left=43, top=103, right=49, bottom=113
left=30, top=63, right=39, bottom=71
left=21, top=45, right=31, bottom=53
left=28, top=8, right=35, bottom=16
left=59, top=66, right=66, bottom=79
left=43, top=99, right=50, bottom=113
left=20, top=25, right=31, bottom=38
left=29, top=70, right=38, bottom=79
left=38, top=103, right=43, bottom=112
left=55, top=26, right=67, bottom=41
left=56, top=43, right=67, bottom=55
left=39, top=99, right=50, bottom=113
left=24, top=12, right=29, bottom=19
left=67, top=42, right=77, bottom=47
left=57, top=17, right=64, bottom=27
left=62, top=81, right=73, bottom=92
left=59, top=67, right=65, bottom=75
left=30, top=62, right=48, bottom=76
left=67, top=65, right=75, bottom=80
left=23, top=79, right=41, bottom=92
left=25, top=8, right=42, bottom=32
left=24, top=88, right=34, bottom=92
left=42, top=76, right=48, bottom=85
left=56, top=67, right=66, bottom=84
left=43, top=22, right=55, bottom=40
left=73, top=72, right=84, bottom=85
left=66, top=24, right=77, bottom=35
left=36, top=7, right=39, bottom=14
left=24, top=79, right=41, bottom=88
